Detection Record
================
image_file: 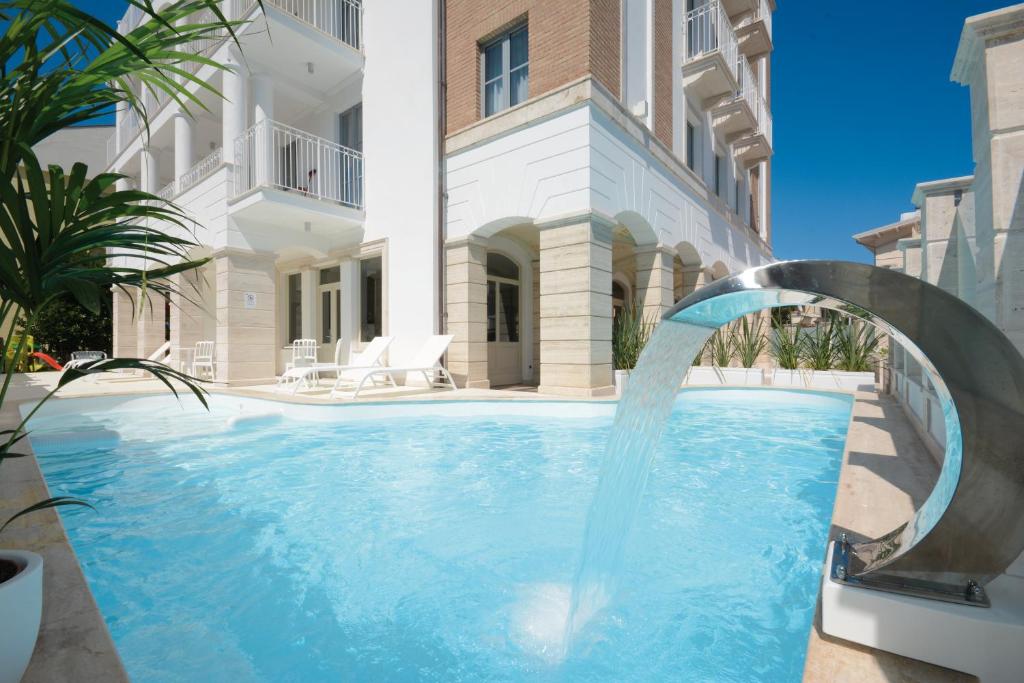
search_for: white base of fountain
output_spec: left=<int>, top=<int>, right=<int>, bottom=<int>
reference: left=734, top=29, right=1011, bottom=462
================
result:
left=820, top=542, right=1024, bottom=683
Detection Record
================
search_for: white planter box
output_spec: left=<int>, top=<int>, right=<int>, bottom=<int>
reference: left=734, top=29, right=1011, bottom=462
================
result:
left=614, top=369, right=630, bottom=396
left=772, top=369, right=876, bottom=392
left=685, top=366, right=764, bottom=386
left=0, top=550, right=43, bottom=683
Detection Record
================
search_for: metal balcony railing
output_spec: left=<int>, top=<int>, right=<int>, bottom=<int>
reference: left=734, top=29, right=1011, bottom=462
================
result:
left=756, top=0, right=772, bottom=38
left=233, top=0, right=363, bottom=49
left=233, top=119, right=364, bottom=209
left=684, top=0, right=739, bottom=85
left=178, top=147, right=224, bottom=194
left=736, top=55, right=772, bottom=146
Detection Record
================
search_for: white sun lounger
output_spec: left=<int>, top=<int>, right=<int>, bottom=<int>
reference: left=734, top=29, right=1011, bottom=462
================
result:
left=331, top=334, right=456, bottom=399
left=63, top=350, right=107, bottom=370
left=278, top=336, right=393, bottom=394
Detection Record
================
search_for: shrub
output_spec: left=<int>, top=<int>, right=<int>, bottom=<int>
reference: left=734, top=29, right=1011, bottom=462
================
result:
left=732, top=316, right=767, bottom=368
left=800, top=322, right=838, bottom=371
left=771, top=325, right=802, bottom=370
left=834, top=319, right=880, bottom=372
left=612, top=300, right=654, bottom=370
left=706, top=327, right=733, bottom=367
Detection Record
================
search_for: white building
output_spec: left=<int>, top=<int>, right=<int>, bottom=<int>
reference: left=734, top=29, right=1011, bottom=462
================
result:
left=108, top=0, right=775, bottom=395
left=854, top=3, right=1024, bottom=457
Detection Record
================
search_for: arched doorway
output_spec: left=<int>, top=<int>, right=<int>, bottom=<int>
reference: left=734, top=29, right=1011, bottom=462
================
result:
left=486, top=252, right=522, bottom=386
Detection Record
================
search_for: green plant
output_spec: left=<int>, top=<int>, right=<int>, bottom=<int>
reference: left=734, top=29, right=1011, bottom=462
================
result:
left=770, top=324, right=802, bottom=370
left=0, top=0, right=256, bottom=534
left=18, top=293, right=113, bottom=366
left=834, top=318, right=880, bottom=372
left=732, top=316, right=767, bottom=368
left=612, top=300, right=654, bottom=371
left=706, top=327, right=733, bottom=367
left=800, top=322, right=838, bottom=371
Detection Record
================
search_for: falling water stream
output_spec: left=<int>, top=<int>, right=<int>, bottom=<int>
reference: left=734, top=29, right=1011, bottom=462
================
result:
left=564, top=318, right=716, bottom=648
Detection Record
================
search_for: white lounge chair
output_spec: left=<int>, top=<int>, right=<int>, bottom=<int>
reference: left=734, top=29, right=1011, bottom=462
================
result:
left=278, top=336, right=393, bottom=394
left=63, top=350, right=106, bottom=370
left=331, top=334, right=456, bottom=399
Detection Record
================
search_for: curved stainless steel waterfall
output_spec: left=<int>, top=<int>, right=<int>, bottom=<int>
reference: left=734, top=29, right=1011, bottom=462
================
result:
left=666, top=260, right=1024, bottom=600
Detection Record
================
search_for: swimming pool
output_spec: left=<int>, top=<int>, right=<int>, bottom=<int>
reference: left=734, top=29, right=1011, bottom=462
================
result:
left=28, top=389, right=852, bottom=682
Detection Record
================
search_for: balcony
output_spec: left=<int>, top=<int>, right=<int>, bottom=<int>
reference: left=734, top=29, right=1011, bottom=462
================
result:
left=117, top=0, right=363, bottom=52
left=229, top=119, right=364, bottom=233
left=178, top=147, right=224, bottom=195
left=711, top=56, right=758, bottom=140
left=719, top=0, right=757, bottom=17
left=734, top=0, right=773, bottom=57
left=733, top=87, right=772, bottom=166
left=107, top=0, right=364, bottom=165
left=682, top=1, right=740, bottom=103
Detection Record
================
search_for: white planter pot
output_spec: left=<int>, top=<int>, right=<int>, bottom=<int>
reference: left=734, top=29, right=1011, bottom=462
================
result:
left=614, top=369, right=630, bottom=396
left=0, top=550, right=43, bottom=683
left=771, top=369, right=876, bottom=392
left=685, top=366, right=764, bottom=386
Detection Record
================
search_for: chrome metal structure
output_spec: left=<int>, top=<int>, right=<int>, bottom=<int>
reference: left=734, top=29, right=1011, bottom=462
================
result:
left=665, top=260, right=1024, bottom=600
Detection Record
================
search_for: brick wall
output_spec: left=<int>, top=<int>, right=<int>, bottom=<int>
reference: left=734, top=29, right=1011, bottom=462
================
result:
left=445, top=0, right=621, bottom=135
left=652, top=0, right=672, bottom=150
left=589, top=0, right=621, bottom=100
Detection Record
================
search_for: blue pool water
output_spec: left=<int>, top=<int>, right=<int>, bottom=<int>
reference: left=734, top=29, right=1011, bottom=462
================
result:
left=30, top=389, right=851, bottom=682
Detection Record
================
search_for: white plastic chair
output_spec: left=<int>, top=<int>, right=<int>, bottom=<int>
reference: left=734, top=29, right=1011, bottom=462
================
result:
left=191, top=341, right=215, bottom=380
left=280, top=336, right=392, bottom=394
left=331, top=335, right=456, bottom=399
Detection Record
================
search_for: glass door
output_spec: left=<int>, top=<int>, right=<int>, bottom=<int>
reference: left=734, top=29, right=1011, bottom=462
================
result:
left=317, top=266, right=342, bottom=362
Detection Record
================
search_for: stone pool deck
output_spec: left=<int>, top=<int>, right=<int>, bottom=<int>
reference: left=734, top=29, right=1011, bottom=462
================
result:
left=0, top=372, right=974, bottom=681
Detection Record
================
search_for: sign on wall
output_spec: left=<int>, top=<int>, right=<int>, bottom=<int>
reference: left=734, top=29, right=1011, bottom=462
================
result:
left=244, top=292, right=257, bottom=309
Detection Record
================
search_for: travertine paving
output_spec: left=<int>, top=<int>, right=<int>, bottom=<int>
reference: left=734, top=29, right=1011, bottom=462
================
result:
left=802, top=391, right=974, bottom=682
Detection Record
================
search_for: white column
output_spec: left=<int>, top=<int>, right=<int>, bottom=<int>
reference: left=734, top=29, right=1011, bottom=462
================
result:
left=300, top=268, right=317, bottom=341
left=251, top=74, right=274, bottom=125
left=222, top=46, right=248, bottom=165
left=173, top=113, right=195, bottom=189
left=140, top=146, right=158, bottom=193
left=339, top=259, right=359, bottom=360
left=251, top=74, right=275, bottom=188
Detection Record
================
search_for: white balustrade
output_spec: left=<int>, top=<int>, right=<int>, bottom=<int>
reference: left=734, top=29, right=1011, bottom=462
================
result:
left=233, top=119, right=364, bottom=209
left=736, top=56, right=772, bottom=147
left=178, top=147, right=224, bottom=194
left=683, top=1, right=739, bottom=85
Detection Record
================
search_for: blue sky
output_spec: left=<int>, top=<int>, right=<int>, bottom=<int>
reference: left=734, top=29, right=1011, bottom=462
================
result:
left=771, top=0, right=1008, bottom=263
left=74, top=1, right=1006, bottom=263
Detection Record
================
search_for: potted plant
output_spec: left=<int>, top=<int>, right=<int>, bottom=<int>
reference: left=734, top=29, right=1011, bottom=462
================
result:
left=612, top=300, right=654, bottom=396
left=730, top=316, right=767, bottom=385
left=770, top=323, right=803, bottom=387
left=0, top=2, right=250, bottom=677
left=828, top=318, right=880, bottom=391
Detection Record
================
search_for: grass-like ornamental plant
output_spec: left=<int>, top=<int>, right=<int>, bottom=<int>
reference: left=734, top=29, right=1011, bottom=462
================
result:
left=800, top=322, right=838, bottom=371
left=706, top=327, right=733, bottom=367
left=834, top=318, right=880, bottom=372
left=612, top=300, right=654, bottom=371
left=0, top=0, right=260, bottom=535
left=732, top=316, right=767, bottom=368
left=770, top=325, right=802, bottom=370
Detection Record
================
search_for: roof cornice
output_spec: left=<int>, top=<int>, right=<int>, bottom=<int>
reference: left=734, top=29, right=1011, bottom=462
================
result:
left=952, top=4, right=1024, bottom=85
left=911, top=175, right=974, bottom=207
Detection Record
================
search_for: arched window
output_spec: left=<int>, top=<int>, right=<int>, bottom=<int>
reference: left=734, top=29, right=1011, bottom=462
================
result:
left=487, top=252, right=519, bottom=280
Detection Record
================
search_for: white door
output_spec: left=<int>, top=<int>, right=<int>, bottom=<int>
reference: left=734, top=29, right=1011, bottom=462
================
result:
left=485, top=252, right=523, bottom=386
left=317, top=266, right=342, bottom=363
